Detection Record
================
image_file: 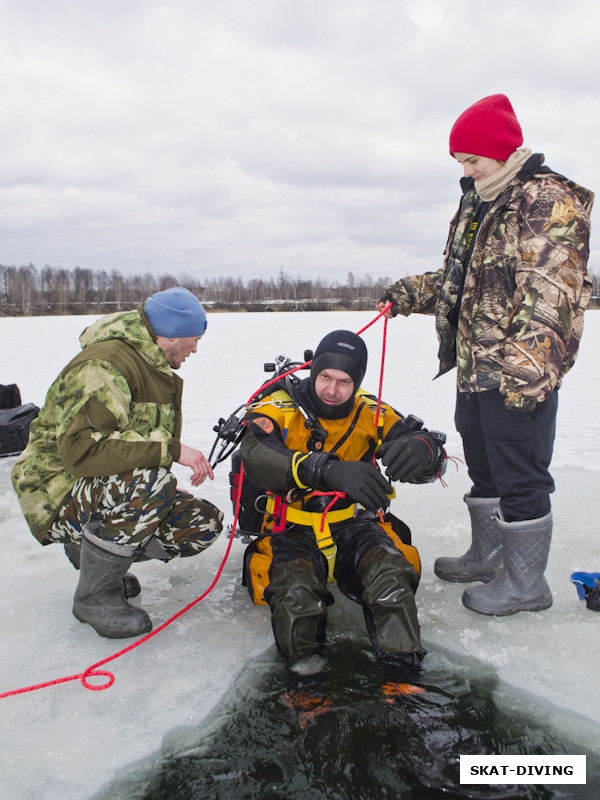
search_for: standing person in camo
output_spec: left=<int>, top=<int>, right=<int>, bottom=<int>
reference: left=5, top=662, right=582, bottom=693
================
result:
left=11, top=287, right=223, bottom=639
left=378, top=94, right=593, bottom=617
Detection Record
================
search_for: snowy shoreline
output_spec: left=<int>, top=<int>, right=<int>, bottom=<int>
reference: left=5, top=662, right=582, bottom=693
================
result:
left=1, top=311, right=599, bottom=799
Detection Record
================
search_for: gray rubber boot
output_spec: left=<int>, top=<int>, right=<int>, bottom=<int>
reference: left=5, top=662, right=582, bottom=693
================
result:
left=64, top=541, right=142, bottom=599
left=72, top=536, right=152, bottom=638
left=434, top=494, right=502, bottom=583
left=462, top=511, right=553, bottom=616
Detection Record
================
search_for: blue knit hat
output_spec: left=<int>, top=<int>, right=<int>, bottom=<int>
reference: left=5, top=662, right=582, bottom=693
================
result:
left=144, top=287, right=207, bottom=337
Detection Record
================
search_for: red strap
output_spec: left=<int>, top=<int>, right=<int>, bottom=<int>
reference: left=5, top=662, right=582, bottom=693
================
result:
left=271, top=494, right=287, bottom=533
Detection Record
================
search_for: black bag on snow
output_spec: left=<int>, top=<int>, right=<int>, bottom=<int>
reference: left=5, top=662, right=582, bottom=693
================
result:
left=0, top=403, right=39, bottom=457
left=0, top=384, right=22, bottom=409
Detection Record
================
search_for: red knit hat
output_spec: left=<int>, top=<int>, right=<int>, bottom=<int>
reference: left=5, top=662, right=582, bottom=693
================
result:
left=449, top=94, right=523, bottom=161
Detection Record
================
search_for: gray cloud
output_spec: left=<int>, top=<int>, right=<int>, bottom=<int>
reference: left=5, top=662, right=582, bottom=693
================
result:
left=0, top=0, right=598, bottom=282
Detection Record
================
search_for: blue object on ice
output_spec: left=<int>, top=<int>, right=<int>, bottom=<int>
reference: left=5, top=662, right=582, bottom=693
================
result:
left=570, top=571, right=600, bottom=600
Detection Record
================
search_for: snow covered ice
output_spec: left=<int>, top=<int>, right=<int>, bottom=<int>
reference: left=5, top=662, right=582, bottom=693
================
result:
left=1, top=310, right=599, bottom=799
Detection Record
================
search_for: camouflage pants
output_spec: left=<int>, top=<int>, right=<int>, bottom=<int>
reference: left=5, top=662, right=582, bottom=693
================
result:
left=45, top=467, right=223, bottom=558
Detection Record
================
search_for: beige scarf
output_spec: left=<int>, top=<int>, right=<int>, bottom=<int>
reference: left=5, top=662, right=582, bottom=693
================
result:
left=475, top=147, right=532, bottom=201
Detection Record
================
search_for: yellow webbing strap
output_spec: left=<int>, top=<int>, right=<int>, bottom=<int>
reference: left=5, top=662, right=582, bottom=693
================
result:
left=291, top=451, right=310, bottom=489
left=265, top=496, right=356, bottom=583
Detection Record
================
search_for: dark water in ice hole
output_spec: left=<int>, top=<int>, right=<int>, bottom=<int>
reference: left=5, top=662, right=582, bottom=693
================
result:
left=92, top=639, right=599, bottom=800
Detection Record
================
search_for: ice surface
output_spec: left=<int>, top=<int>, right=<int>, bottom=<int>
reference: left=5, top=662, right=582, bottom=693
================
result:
left=1, top=310, right=599, bottom=799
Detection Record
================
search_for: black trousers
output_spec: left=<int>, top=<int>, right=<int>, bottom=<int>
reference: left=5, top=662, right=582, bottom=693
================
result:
left=454, top=388, right=558, bottom=522
left=258, top=518, right=421, bottom=661
left=264, top=518, right=415, bottom=598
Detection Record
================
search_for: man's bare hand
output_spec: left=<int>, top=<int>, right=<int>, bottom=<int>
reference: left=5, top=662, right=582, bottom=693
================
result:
left=178, top=443, right=214, bottom=486
left=376, top=300, right=395, bottom=319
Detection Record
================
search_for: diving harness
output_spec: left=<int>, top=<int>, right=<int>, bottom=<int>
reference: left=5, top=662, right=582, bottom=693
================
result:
left=208, top=350, right=433, bottom=584
left=208, top=350, right=346, bottom=579
left=208, top=350, right=326, bottom=469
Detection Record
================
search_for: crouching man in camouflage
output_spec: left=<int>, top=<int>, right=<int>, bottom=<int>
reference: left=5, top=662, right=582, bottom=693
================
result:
left=11, top=287, right=223, bottom=639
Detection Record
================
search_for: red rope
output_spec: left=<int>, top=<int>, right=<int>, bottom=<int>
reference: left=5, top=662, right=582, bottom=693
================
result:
left=372, top=315, right=388, bottom=464
left=247, top=302, right=392, bottom=406
left=356, top=302, right=391, bottom=336
left=0, top=466, right=244, bottom=701
left=309, top=490, right=347, bottom=532
left=1, top=308, right=391, bottom=702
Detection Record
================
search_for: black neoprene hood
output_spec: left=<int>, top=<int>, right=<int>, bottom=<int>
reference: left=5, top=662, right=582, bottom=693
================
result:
left=308, top=330, right=368, bottom=418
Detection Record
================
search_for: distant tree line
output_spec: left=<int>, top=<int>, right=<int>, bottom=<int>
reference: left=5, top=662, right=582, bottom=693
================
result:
left=0, top=263, right=397, bottom=316
left=0, top=262, right=598, bottom=316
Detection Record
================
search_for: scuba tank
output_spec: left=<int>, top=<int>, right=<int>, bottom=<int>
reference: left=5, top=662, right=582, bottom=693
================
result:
left=229, top=448, right=271, bottom=540
left=210, top=350, right=314, bottom=540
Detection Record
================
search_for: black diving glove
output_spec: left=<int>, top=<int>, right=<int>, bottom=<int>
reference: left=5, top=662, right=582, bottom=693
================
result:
left=377, top=432, right=438, bottom=483
left=320, top=460, right=392, bottom=512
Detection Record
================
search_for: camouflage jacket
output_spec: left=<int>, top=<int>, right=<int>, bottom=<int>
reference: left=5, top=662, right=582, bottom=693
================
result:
left=384, top=154, right=594, bottom=410
left=11, top=308, right=183, bottom=542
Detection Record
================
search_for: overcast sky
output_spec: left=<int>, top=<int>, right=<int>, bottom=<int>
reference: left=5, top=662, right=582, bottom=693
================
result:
left=1, top=0, right=599, bottom=284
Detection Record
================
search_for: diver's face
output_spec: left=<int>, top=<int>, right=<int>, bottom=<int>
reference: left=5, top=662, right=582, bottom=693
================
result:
left=314, top=368, right=354, bottom=407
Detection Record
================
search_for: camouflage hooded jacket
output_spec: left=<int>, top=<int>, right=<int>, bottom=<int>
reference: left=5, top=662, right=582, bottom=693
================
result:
left=11, top=308, right=183, bottom=542
left=384, top=154, right=594, bottom=410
